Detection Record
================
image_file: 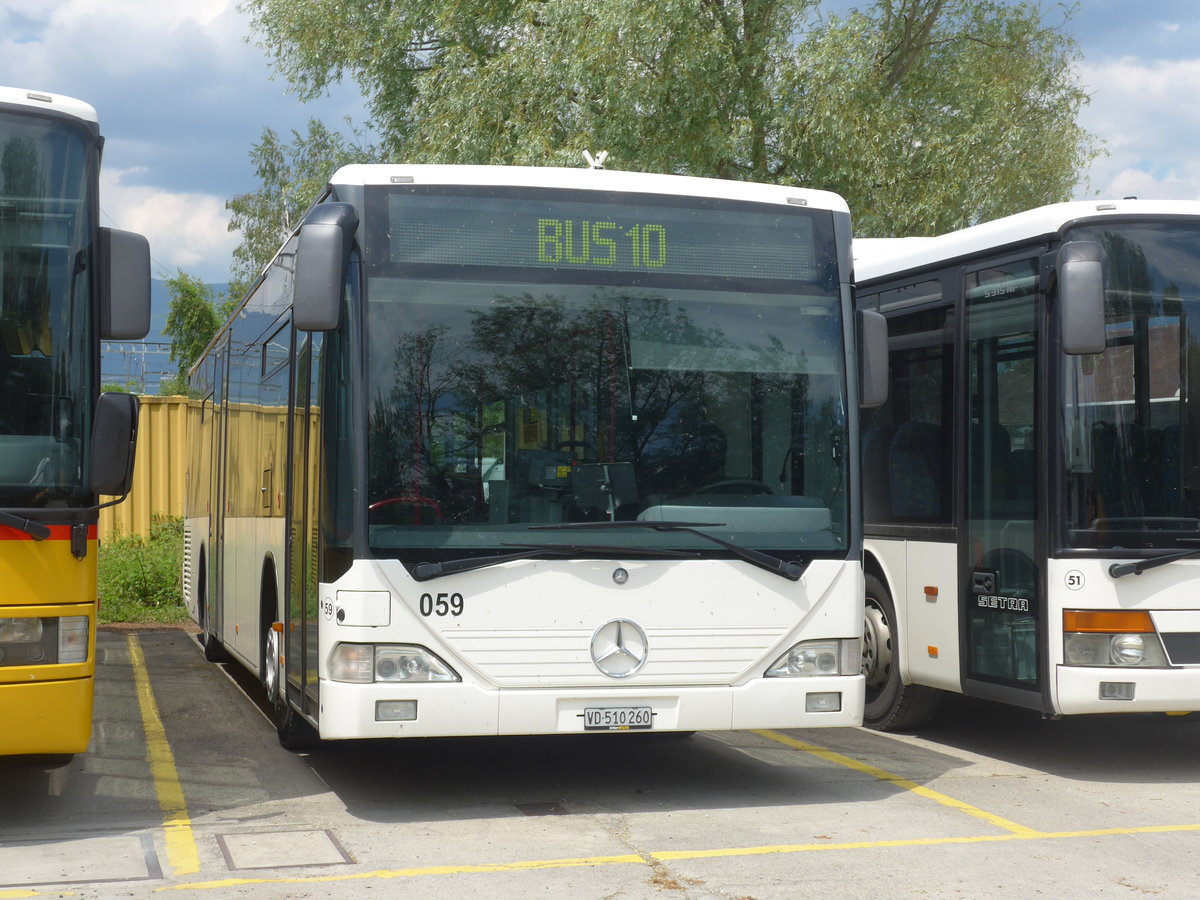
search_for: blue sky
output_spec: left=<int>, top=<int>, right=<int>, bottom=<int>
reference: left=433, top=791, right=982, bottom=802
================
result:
left=2, top=0, right=1197, bottom=282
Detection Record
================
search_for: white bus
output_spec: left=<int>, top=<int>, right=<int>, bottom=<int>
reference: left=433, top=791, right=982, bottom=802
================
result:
left=856, top=199, right=1200, bottom=728
left=184, top=164, right=886, bottom=748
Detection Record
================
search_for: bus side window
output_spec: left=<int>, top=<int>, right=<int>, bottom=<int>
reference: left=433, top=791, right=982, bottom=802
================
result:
left=862, top=297, right=951, bottom=526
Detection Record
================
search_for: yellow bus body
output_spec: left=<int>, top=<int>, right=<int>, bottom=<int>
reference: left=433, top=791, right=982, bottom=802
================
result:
left=0, top=525, right=98, bottom=756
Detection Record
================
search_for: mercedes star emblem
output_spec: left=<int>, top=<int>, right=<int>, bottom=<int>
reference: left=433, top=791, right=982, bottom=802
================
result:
left=590, top=618, right=649, bottom=678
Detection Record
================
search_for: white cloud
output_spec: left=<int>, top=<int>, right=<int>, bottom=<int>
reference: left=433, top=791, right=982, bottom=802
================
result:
left=101, top=168, right=238, bottom=283
left=2, top=0, right=242, bottom=82
left=2, top=0, right=366, bottom=282
left=1076, top=56, right=1200, bottom=201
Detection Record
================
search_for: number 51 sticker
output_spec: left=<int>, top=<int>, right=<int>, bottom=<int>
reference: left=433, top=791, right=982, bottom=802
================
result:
left=1065, top=570, right=1085, bottom=591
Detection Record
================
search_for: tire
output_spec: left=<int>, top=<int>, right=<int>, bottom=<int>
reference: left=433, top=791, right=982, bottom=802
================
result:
left=862, top=573, right=942, bottom=731
left=262, top=611, right=318, bottom=752
left=201, top=630, right=230, bottom=663
left=197, top=559, right=230, bottom=663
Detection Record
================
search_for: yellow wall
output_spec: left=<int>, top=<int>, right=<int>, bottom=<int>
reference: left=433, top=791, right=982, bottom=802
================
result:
left=99, top=395, right=189, bottom=539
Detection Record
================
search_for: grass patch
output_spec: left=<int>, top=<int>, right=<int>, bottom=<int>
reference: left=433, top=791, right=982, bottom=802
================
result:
left=98, top=516, right=189, bottom=625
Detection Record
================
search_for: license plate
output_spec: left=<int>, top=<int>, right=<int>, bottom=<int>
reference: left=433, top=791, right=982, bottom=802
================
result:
left=583, top=706, right=653, bottom=731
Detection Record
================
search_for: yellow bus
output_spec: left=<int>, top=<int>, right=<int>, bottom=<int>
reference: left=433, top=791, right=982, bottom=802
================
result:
left=0, top=86, right=149, bottom=756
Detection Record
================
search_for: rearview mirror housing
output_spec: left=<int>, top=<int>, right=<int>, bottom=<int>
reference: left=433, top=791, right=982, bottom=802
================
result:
left=91, top=392, right=139, bottom=497
left=294, top=202, right=358, bottom=332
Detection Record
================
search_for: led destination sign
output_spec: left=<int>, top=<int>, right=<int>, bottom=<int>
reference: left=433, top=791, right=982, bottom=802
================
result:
left=379, top=189, right=826, bottom=284
left=537, top=218, right=667, bottom=270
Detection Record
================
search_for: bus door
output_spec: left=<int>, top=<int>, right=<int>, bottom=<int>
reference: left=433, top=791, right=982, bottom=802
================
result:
left=286, top=329, right=322, bottom=721
left=962, top=257, right=1043, bottom=705
left=208, top=341, right=229, bottom=644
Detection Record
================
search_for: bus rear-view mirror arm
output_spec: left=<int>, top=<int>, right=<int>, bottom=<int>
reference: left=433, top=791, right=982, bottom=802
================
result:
left=1056, top=240, right=1106, bottom=355
left=294, top=201, right=359, bottom=331
left=858, top=308, right=888, bottom=408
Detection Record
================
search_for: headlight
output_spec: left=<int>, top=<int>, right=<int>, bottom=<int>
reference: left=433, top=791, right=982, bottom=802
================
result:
left=0, top=616, right=89, bottom=666
left=375, top=646, right=458, bottom=682
left=328, top=643, right=460, bottom=684
left=1063, top=632, right=1169, bottom=667
left=766, top=639, right=860, bottom=677
left=1062, top=609, right=1169, bottom=668
left=0, top=617, right=43, bottom=642
left=1110, top=634, right=1146, bottom=666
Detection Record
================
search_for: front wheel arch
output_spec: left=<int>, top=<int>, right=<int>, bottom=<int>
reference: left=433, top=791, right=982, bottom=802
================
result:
left=259, top=557, right=317, bottom=751
left=198, top=546, right=230, bottom=663
left=862, top=570, right=942, bottom=731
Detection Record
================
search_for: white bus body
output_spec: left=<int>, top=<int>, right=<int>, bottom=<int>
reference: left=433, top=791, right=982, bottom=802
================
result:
left=184, top=165, right=872, bottom=747
left=856, top=199, right=1200, bottom=728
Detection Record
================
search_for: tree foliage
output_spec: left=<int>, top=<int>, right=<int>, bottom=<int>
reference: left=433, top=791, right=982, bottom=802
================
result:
left=160, top=270, right=221, bottom=395
left=240, top=0, right=1099, bottom=237
left=225, top=119, right=366, bottom=298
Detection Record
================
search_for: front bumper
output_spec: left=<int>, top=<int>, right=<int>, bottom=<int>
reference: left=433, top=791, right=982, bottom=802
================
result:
left=316, top=674, right=865, bottom=739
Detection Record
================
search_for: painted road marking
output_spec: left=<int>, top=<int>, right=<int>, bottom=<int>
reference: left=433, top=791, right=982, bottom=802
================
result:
left=753, top=729, right=1044, bottom=837
left=156, top=823, right=1200, bottom=892
left=153, top=729, right=1200, bottom=892
left=128, top=635, right=201, bottom=877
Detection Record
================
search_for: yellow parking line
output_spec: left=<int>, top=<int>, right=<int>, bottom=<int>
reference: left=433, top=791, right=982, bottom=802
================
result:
left=145, top=725, right=1200, bottom=893
left=128, top=635, right=201, bottom=877
left=155, top=821, right=1200, bottom=892
left=754, top=729, right=1044, bottom=838
left=158, top=854, right=649, bottom=892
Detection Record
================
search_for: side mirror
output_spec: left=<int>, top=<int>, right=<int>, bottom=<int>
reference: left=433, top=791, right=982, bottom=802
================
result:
left=98, top=227, right=151, bottom=340
left=1058, top=240, right=1106, bottom=355
left=294, top=201, right=358, bottom=332
left=858, top=308, right=889, bottom=408
left=91, top=392, right=139, bottom=497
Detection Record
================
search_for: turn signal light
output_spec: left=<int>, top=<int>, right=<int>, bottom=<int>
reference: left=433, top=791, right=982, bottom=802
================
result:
left=1063, top=610, right=1154, bottom=634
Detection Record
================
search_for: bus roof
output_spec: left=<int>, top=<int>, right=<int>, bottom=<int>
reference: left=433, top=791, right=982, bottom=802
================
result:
left=0, top=86, right=98, bottom=125
left=329, top=163, right=850, bottom=214
left=854, top=198, right=1200, bottom=284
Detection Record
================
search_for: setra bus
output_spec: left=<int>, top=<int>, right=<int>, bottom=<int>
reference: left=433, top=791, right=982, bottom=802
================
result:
left=183, top=163, right=887, bottom=748
left=856, top=199, right=1200, bottom=729
left=0, top=87, right=150, bottom=756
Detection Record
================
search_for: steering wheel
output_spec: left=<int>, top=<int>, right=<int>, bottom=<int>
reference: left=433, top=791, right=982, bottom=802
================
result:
left=694, top=479, right=774, bottom=495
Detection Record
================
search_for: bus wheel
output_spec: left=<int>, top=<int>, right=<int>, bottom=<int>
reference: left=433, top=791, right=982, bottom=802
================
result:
left=201, top=622, right=230, bottom=663
left=262, top=616, right=317, bottom=752
left=263, top=621, right=282, bottom=699
left=197, top=559, right=229, bottom=663
left=862, top=573, right=941, bottom=731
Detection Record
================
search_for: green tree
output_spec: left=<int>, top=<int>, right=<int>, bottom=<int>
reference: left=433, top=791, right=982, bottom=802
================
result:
left=160, top=270, right=221, bottom=396
left=225, top=119, right=366, bottom=298
left=240, top=0, right=1098, bottom=236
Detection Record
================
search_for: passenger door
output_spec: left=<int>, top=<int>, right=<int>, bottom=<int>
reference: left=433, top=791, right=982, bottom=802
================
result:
left=286, top=329, right=323, bottom=721
left=962, top=257, right=1041, bottom=700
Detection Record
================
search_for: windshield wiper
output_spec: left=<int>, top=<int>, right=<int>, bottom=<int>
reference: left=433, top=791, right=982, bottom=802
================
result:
left=412, top=543, right=702, bottom=582
left=1109, top=546, right=1200, bottom=579
left=0, top=510, right=51, bottom=541
left=532, top=521, right=806, bottom=581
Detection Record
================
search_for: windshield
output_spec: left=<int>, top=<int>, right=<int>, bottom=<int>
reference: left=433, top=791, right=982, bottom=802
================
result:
left=1061, top=221, right=1200, bottom=550
left=363, top=185, right=849, bottom=568
left=0, top=109, right=96, bottom=508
